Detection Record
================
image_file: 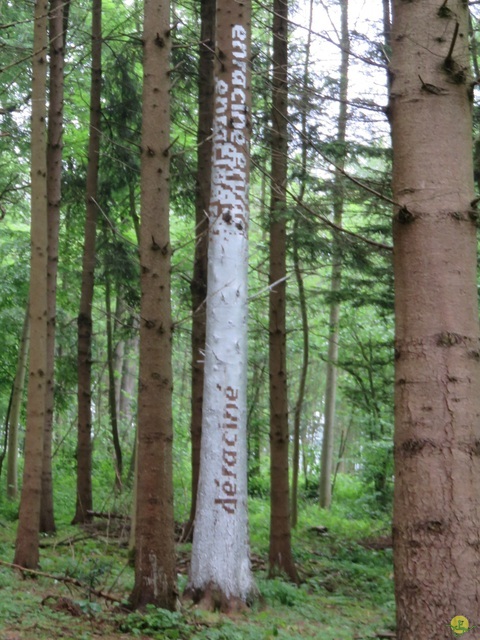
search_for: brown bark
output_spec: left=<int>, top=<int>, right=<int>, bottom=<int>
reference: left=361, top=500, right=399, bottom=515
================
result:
left=183, top=0, right=215, bottom=543
left=247, top=359, right=266, bottom=479
left=41, top=0, right=68, bottom=535
left=268, top=0, right=297, bottom=583
left=129, top=0, right=176, bottom=610
left=73, top=0, right=102, bottom=525
left=14, top=0, right=49, bottom=570
left=319, top=0, right=349, bottom=510
left=391, top=1, right=480, bottom=636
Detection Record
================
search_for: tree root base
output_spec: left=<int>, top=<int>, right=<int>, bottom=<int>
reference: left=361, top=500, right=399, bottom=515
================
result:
left=183, top=583, right=250, bottom=613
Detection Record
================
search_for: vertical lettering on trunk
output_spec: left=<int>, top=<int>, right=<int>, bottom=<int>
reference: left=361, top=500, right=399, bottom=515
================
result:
left=210, top=25, right=249, bottom=236
left=215, top=385, right=240, bottom=513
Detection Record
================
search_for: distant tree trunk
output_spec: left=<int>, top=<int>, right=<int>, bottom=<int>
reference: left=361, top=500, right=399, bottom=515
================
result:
left=391, top=1, right=480, bottom=636
left=291, top=236, right=308, bottom=527
left=129, top=0, right=176, bottom=610
left=113, top=298, right=125, bottom=415
left=183, top=0, right=216, bottom=543
left=73, top=0, right=102, bottom=525
left=268, top=0, right=297, bottom=583
left=7, top=306, right=30, bottom=500
left=128, top=183, right=140, bottom=245
left=119, top=334, right=137, bottom=434
left=187, top=0, right=256, bottom=610
left=247, top=359, right=266, bottom=480
left=291, top=0, right=313, bottom=530
left=40, top=0, right=68, bottom=535
left=105, top=275, right=122, bottom=490
left=383, top=0, right=391, bottom=54
left=14, top=0, right=49, bottom=570
left=128, top=432, right=138, bottom=555
left=319, top=0, right=349, bottom=509
left=1, top=392, right=13, bottom=480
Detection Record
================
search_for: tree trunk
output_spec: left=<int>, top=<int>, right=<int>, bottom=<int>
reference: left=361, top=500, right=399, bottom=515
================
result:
left=1, top=391, right=13, bottom=481
left=187, top=0, right=256, bottom=609
left=268, top=0, right=297, bottom=583
left=183, top=0, right=216, bottom=543
left=40, top=0, right=68, bottom=535
left=247, top=359, right=266, bottom=480
left=129, top=0, right=176, bottom=610
left=128, top=431, right=138, bottom=555
left=105, top=275, right=123, bottom=490
left=14, top=0, right=49, bottom=569
left=119, top=334, right=137, bottom=435
left=113, top=297, right=125, bottom=417
left=291, top=237, right=308, bottom=527
left=7, top=305, right=30, bottom=500
left=391, top=1, right=480, bottom=636
left=291, top=0, right=313, bottom=530
left=319, top=0, right=349, bottom=509
left=73, top=0, right=102, bottom=525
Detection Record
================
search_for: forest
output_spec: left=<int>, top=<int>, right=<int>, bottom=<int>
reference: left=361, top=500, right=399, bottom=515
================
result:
left=0, top=0, right=479, bottom=638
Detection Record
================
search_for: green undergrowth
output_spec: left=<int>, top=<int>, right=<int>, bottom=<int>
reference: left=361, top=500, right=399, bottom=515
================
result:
left=0, top=477, right=394, bottom=640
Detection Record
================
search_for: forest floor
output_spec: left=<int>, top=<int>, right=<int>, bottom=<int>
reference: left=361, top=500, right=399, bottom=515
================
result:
left=0, top=496, right=394, bottom=640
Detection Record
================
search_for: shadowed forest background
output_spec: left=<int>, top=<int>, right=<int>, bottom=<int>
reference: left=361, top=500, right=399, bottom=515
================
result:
left=0, top=0, right=479, bottom=638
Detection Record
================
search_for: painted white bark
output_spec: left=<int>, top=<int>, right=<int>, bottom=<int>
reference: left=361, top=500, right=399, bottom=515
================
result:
left=189, top=21, right=255, bottom=602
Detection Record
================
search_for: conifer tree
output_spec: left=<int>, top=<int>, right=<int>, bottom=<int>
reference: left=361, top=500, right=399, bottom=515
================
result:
left=14, top=0, right=49, bottom=570
left=73, top=0, right=103, bottom=524
left=391, top=1, right=480, bottom=634
left=268, top=0, right=297, bottom=582
left=187, top=0, right=256, bottom=610
left=130, top=0, right=177, bottom=610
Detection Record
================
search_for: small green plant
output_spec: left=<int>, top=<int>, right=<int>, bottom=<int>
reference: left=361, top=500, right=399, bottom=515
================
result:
left=257, top=578, right=308, bottom=608
left=119, top=605, right=190, bottom=639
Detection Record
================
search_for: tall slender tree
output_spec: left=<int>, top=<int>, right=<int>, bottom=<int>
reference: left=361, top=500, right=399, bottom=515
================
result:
left=73, top=0, right=102, bottom=525
left=187, top=0, right=256, bottom=610
left=129, top=0, right=177, bottom=610
left=291, top=0, right=314, bottom=528
left=268, top=0, right=297, bottom=582
left=184, top=0, right=216, bottom=543
left=319, top=0, right=349, bottom=509
left=14, top=0, right=49, bottom=569
left=391, top=1, right=480, bottom=635
left=105, top=272, right=123, bottom=489
left=41, top=0, right=69, bottom=534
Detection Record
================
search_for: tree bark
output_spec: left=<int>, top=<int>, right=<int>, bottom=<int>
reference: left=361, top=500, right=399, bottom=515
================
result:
left=319, top=0, right=349, bottom=509
left=291, top=0, right=313, bottom=530
left=105, top=275, right=123, bottom=490
left=391, top=1, right=480, bottom=636
left=187, top=0, right=256, bottom=609
left=40, top=0, right=68, bottom=535
left=268, top=0, right=297, bottom=582
left=183, top=0, right=216, bottom=543
left=247, top=358, right=266, bottom=480
left=119, top=334, right=137, bottom=436
left=14, top=0, right=49, bottom=570
left=7, top=305, right=30, bottom=500
left=73, top=0, right=102, bottom=525
left=129, top=0, right=176, bottom=610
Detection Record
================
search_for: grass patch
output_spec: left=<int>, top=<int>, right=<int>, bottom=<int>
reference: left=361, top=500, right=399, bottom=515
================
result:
left=0, top=479, right=394, bottom=639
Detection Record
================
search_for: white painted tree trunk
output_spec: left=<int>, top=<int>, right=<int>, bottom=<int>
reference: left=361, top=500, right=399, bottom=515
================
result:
left=189, top=4, right=255, bottom=606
